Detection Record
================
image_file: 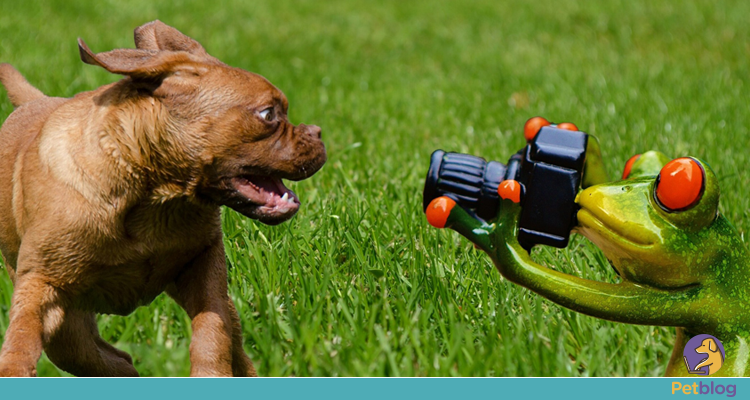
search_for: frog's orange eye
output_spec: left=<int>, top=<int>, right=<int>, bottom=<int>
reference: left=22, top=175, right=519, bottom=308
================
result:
left=556, top=122, right=578, bottom=131
left=524, top=116, right=550, bottom=141
left=622, top=154, right=641, bottom=179
left=655, top=158, right=704, bottom=211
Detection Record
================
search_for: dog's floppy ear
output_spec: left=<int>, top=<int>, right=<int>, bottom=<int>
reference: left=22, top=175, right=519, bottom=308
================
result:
left=133, top=20, right=219, bottom=63
left=708, top=338, right=717, bottom=352
left=78, top=38, right=198, bottom=80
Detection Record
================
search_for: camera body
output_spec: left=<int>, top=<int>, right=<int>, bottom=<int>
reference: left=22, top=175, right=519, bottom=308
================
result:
left=423, top=126, right=589, bottom=250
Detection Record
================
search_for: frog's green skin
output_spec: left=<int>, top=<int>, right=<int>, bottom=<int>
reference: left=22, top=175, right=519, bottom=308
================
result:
left=440, top=150, right=750, bottom=376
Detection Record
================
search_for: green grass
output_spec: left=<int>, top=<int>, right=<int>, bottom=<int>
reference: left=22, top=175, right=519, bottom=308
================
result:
left=0, top=0, right=748, bottom=376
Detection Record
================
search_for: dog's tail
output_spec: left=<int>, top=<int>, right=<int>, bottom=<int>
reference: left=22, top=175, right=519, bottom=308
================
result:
left=0, top=63, right=46, bottom=108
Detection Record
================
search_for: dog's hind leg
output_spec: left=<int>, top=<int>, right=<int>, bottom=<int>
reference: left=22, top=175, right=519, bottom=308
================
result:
left=43, top=309, right=139, bottom=377
left=0, top=64, right=45, bottom=108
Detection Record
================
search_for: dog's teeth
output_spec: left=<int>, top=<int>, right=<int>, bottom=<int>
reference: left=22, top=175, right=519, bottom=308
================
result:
left=281, top=192, right=289, bottom=202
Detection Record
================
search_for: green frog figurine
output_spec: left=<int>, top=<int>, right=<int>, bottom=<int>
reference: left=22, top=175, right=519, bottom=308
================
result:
left=426, top=128, right=750, bottom=376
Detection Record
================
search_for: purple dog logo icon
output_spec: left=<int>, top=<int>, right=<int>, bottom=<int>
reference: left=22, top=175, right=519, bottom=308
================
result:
left=683, top=334, right=725, bottom=376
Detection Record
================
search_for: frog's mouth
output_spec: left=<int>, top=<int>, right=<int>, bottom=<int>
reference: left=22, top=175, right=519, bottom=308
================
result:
left=576, top=208, right=656, bottom=250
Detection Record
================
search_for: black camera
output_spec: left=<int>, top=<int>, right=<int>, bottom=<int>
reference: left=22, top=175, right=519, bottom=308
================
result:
left=423, top=125, right=590, bottom=250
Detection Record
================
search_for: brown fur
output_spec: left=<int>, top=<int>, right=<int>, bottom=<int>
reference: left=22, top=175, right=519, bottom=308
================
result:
left=0, top=20, right=326, bottom=377
left=0, top=64, right=45, bottom=107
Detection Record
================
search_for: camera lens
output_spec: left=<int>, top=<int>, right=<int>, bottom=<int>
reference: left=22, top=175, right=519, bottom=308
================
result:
left=423, top=150, right=508, bottom=221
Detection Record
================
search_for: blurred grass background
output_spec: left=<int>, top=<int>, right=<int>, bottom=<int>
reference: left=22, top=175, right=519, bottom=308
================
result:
left=0, top=0, right=748, bottom=376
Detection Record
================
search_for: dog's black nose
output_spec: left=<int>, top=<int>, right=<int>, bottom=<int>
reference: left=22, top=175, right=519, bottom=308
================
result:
left=300, top=124, right=322, bottom=139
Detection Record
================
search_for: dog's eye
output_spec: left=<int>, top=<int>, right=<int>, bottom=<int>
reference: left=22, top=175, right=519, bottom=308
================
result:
left=259, top=107, right=275, bottom=122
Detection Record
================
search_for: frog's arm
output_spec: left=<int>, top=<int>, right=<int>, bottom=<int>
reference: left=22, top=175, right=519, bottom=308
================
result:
left=491, top=199, right=702, bottom=326
left=582, top=135, right=608, bottom=188
left=494, top=238, right=700, bottom=326
left=435, top=196, right=701, bottom=327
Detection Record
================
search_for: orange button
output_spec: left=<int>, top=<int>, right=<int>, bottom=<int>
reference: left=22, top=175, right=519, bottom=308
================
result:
left=524, top=117, right=550, bottom=141
left=557, top=122, right=578, bottom=131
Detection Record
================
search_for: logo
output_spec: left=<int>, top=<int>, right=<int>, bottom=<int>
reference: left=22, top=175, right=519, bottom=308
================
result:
left=672, top=381, right=736, bottom=397
left=683, top=334, right=725, bottom=376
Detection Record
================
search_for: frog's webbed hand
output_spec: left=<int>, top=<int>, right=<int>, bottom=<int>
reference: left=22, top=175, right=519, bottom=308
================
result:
left=425, top=196, right=494, bottom=252
left=488, top=195, right=702, bottom=327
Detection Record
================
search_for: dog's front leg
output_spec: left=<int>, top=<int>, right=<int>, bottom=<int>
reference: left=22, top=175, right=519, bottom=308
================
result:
left=0, top=272, right=58, bottom=377
left=227, top=298, right=257, bottom=376
left=168, top=241, right=234, bottom=377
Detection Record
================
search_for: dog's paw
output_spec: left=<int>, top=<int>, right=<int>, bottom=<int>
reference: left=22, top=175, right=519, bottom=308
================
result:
left=0, top=361, right=37, bottom=377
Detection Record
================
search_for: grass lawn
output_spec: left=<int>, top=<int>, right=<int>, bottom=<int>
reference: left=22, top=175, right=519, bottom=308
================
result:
left=0, top=0, right=748, bottom=376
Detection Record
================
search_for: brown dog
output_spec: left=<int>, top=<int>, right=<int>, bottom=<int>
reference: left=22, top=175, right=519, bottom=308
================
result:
left=0, top=20, right=326, bottom=377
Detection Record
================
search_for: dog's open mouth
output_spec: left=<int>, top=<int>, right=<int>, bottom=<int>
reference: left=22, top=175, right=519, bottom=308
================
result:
left=231, top=175, right=300, bottom=222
